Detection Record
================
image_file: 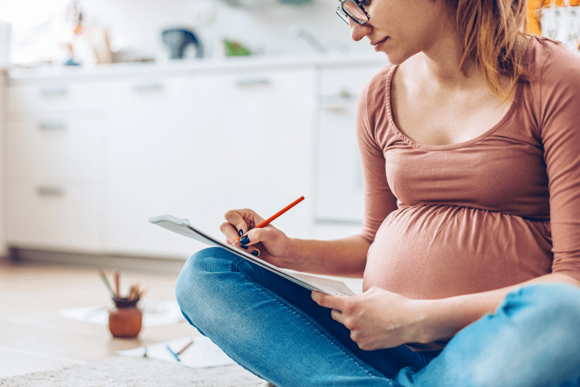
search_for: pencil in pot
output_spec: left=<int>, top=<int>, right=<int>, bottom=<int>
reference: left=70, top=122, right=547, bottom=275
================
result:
left=113, top=270, right=120, bottom=299
left=99, top=270, right=116, bottom=298
left=98, top=270, right=145, bottom=338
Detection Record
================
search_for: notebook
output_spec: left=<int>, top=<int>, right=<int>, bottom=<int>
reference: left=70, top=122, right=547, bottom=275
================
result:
left=149, top=215, right=355, bottom=297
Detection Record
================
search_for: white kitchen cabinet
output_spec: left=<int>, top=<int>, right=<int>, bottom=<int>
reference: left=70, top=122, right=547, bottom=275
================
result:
left=313, top=65, right=384, bottom=229
left=318, top=66, right=384, bottom=103
left=314, top=102, right=363, bottom=223
left=7, top=117, right=105, bottom=180
left=6, top=180, right=102, bottom=251
left=7, top=81, right=109, bottom=113
left=105, top=69, right=316, bottom=258
left=4, top=81, right=108, bottom=253
left=0, top=74, right=5, bottom=254
left=4, top=57, right=387, bottom=258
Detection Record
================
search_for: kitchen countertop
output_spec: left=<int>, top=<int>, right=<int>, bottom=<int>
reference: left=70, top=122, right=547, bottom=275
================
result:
left=6, top=52, right=388, bottom=84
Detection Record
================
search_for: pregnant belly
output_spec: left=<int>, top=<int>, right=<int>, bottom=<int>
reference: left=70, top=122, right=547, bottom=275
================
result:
left=363, top=205, right=552, bottom=299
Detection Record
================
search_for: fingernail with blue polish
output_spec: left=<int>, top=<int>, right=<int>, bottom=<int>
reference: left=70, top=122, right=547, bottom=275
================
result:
left=251, top=250, right=259, bottom=256
left=240, top=235, right=250, bottom=245
left=240, top=245, right=248, bottom=250
left=238, top=229, right=244, bottom=237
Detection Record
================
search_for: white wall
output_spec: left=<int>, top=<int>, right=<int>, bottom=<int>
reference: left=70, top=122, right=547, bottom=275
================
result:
left=0, top=20, right=7, bottom=256
left=0, top=73, right=5, bottom=257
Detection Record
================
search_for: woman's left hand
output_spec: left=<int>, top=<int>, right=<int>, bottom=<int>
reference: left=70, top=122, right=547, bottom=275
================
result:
left=312, top=287, right=428, bottom=351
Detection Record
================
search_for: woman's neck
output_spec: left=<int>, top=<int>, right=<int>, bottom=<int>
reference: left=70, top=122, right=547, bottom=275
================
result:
left=414, top=31, right=483, bottom=92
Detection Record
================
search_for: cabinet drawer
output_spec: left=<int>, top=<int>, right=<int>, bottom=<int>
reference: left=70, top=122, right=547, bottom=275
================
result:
left=105, top=69, right=315, bottom=256
left=7, top=82, right=108, bottom=113
left=311, top=223, right=363, bottom=241
left=6, top=183, right=101, bottom=252
left=7, top=118, right=105, bottom=180
left=318, top=66, right=385, bottom=103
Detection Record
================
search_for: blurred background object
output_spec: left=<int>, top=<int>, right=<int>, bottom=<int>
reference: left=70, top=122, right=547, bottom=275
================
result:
left=162, top=28, right=204, bottom=59
left=288, top=24, right=327, bottom=53
left=0, top=0, right=368, bottom=67
left=528, top=0, right=580, bottom=52
left=223, top=39, right=251, bottom=56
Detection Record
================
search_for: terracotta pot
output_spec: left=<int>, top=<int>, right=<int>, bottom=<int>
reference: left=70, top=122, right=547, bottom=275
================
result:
left=108, top=297, right=142, bottom=338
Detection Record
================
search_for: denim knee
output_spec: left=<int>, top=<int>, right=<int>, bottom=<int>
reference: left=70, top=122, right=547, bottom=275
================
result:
left=433, top=284, right=580, bottom=387
left=487, top=284, right=580, bottom=384
left=500, top=283, right=580, bottom=322
left=175, top=247, right=237, bottom=326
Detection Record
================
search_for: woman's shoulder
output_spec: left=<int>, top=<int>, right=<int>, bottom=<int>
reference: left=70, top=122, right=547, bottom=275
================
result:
left=524, top=36, right=580, bottom=136
left=527, top=36, right=580, bottom=87
left=356, top=64, right=397, bottom=149
left=360, top=64, right=396, bottom=113
left=364, top=64, right=396, bottom=95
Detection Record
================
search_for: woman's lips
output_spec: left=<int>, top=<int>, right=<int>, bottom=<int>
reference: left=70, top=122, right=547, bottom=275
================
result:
left=373, top=37, right=388, bottom=52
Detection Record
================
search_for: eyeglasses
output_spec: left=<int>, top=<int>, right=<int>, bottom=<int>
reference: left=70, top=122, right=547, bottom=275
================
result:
left=336, top=0, right=370, bottom=25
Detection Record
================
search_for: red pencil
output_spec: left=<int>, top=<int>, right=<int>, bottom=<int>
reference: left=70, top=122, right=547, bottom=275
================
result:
left=235, top=196, right=305, bottom=243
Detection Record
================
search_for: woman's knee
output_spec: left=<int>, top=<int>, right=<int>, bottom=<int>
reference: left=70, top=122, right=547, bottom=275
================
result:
left=491, top=284, right=580, bottom=386
left=501, top=283, right=580, bottom=320
left=175, top=247, right=237, bottom=310
left=496, top=283, right=580, bottom=349
left=435, top=284, right=580, bottom=387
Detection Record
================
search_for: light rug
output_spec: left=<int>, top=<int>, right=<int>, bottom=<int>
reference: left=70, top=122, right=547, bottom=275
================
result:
left=0, top=356, right=264, bottom=387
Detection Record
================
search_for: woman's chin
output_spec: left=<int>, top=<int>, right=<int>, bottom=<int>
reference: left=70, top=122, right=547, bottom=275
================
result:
left=382, top=53, right=405, bottom=66
left=381, top=48, right=414, bottom=66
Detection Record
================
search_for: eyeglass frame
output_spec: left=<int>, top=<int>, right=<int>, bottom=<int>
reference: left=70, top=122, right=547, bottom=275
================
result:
left=336, top=0, right=371, bottom=26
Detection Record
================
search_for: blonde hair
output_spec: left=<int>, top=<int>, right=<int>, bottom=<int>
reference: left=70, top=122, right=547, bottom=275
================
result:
left=446, top=0, right=530, bottom=102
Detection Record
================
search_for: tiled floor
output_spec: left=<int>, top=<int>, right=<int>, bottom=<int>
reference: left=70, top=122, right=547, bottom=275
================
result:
left=0, top=257, right=198, bottom=378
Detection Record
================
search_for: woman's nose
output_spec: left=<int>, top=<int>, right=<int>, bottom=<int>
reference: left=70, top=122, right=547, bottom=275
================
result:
left=349, top=18, right=371, bottom=42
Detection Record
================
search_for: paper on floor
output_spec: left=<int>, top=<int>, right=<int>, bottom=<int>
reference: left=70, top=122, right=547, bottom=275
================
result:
left=116, top=336, right=236, bottom=368
left=58, top=300, right=186, bottom=326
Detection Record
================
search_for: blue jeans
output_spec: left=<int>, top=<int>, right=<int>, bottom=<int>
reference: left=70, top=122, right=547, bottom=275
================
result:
left=175, top=247, right=580, bottom=387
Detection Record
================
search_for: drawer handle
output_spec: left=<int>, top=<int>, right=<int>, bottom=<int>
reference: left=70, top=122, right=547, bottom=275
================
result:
left=314, top=218, right=362, bottom=226
left=319, top=92, right=357, bottom=105
left=39, top=87, right=68, bottom=97
left=235, top=78, right=270, bottom=88
left=337, top=90, right=352, bottom=100
left=37, top=121, right=66, bottom=131
left=37, top=186, right=65, bottom=197
left=321, top=104, right=350, bottom=114
left=132, top=83, right=164, bottom=93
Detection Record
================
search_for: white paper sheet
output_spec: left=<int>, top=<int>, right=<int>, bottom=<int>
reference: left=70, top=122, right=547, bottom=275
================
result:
left=116, top=336, right=236, bottom=368
left=290, top=272, right=358, bottom=296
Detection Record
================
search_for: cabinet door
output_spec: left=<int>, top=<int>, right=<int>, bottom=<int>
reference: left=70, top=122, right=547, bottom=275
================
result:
left=314, top=66, right=384, bottom=225
left=315, top=103, right=364, bottom=223
left=106, top=69, right=315, bottom=258
left=7, top=181, right=101, bottom=251
left=7, top=117, right=105, bottom=180
left=5, top=116, right=106, bottom=253
left=7, top=82, right=109, bottom=113
left=0, top=78, right=4, bottom=254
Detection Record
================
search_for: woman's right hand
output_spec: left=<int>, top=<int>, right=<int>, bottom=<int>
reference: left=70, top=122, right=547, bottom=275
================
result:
left=220, top=208, right=297, bottom=269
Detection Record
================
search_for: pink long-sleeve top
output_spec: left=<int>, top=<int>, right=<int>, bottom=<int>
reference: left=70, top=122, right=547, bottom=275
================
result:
left=359, top=37, right=580, bottom=310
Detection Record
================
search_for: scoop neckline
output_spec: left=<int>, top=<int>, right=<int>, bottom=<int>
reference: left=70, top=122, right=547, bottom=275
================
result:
left=384, top=40, right=532, bottom=152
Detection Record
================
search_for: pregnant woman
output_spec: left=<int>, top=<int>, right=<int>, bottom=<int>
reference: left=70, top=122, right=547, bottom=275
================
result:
left=176, top=0, right=580, bottom=385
